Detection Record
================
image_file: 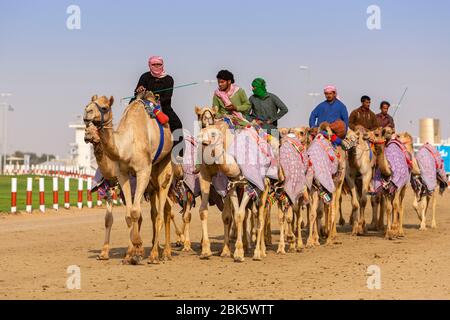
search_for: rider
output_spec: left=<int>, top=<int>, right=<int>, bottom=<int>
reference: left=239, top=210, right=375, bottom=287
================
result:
left=248, top=77, right=289, bottom=136
left=348, top=95, right=380, bottom=131
left=309, top=85, right=352, bottom=149
left=134, top=56, right=184, bottom=154
left=212, top=70, right=251, bottom=118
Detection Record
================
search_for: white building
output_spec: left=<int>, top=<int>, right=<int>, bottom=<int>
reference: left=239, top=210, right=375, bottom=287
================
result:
left=69, top=118, right=97, bottom=171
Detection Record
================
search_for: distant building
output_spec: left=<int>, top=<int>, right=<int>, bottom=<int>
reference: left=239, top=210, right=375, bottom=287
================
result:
left=69, top=118, right=97, bottom=171
left=419, top=118, right=441, bottom=144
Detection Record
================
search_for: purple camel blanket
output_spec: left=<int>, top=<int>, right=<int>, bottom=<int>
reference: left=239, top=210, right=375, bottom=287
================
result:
left=227, top=127, right=277, bottom=191
left=306, top=134, right=338, bottom=194
left=416, top=143, right=447, bottom=192
left=385, top=139, right=411, bottom=190
left=279, top=137, right=309, bottom=203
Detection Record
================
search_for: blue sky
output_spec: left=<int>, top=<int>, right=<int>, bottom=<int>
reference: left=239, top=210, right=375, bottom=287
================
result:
left=1, top=0, right=449, bottom=156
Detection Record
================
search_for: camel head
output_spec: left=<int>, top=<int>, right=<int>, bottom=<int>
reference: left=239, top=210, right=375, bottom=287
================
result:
left=279, top=128, right=290, bottom=138
left=318, top=122, right=333, bottom=139
left=397, top=132, right=414, bottom=150
left=290, top=127, right=310, bottom=145
left=382, top=126, right=395, bottom=141
left=83, top=95, right=114, bottom=131
left=195, top=106, right=218, bottom=128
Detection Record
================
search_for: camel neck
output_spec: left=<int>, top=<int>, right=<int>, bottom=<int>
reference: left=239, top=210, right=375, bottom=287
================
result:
left=99, top=127, right=120, bottom=161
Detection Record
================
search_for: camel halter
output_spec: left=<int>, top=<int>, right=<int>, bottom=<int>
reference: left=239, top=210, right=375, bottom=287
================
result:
left=92, top=102, right=113, bottom=130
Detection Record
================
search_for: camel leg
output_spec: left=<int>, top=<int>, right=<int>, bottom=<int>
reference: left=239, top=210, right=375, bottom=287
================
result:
left=277, top=205, right=287, bottom=254
left=253, top=180, right=269, bottom=260
left=338, top=195, right=345, bottom=226
left=129, top=168, right=152, bottom=264
left=358, top=173, right=371, bottom=235
left=169, top=201, right=184, bottom=247
left=286, top=206, right=296, bottom=253
left=231, top=190, right=250, bottom=262
left=431, top=191, right=437, bottom=229
left=251, top=202, right=258, bottom=243
left=199, top=170, right=213, bottom=259
left=98, top=200, right=113, bottom=260
left=306, top=191, right=319, bottom=247
left=221, top=195, right=232, bottom=258
left=116, top=173, right=136, bottom=264
left=181, top=202, right=193, bottom=252
left=370, top=195, right=379, bottom=231
left=385, top=194, right=394, bottom=239
left=295, top=203, right=304, bottom=252
left=391, top=191, right=401, bottom=237
left=150, top=192, right=158, bottom=246
left=397, top=187, right=407, bottom=237
left=265, top=204, right=272, bottom=246
left=378, top=195, right=385, bottom=231
left=242, top=208, right=251, bottom=254
left=347, top=177, right=360, bottom=236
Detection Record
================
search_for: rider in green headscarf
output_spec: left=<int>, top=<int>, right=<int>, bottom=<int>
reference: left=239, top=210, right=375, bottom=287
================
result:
left=251, top=78, right=269, bottom=99
left=248, top=77, right=289, bottom=133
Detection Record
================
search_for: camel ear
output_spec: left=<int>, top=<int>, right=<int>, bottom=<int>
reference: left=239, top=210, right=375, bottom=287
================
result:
left=91, top=95, right=98, bottom=102
left=109, top=96, right=114, bottom=107
left=195, top=106, right=202, bottom=116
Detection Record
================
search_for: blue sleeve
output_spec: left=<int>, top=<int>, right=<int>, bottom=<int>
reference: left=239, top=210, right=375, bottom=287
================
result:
left=309, top=105, right=319, bottom=128
left=340, top=102, right=349, bottom=129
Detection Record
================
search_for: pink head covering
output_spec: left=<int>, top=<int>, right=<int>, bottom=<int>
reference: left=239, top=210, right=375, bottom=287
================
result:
left=324, top=85, right=337, bottom=93
left=148, top=56, right=167, bottom=78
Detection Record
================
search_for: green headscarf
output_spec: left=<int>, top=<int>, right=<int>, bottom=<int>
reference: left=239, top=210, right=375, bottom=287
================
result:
left=252, top=78, right=268, bottom=98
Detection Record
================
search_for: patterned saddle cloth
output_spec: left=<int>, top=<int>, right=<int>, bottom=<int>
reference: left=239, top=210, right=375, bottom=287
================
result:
left=279, top=136, right=311, bottom=204
left=306, top=134, right=339, bottom=194
left=415, top=143, right=447, bottom=193
left=227, top=126, right=278, bottom=191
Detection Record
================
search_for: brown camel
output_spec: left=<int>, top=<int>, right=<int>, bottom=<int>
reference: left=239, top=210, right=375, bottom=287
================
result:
left=306, top=124, right=346, bottom=247
left=83, top=93, right=174, bottom=264
left=195, top=106, right=270, bottom=262
left=375, top=130, right=419, bottom=239
left=343, top=126, right=377, bottom=235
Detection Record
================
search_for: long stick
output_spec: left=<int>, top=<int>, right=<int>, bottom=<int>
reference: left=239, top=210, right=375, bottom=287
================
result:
left=392, top=87, right=408, bottom=118
left=120, top=82, right=199, bottom=102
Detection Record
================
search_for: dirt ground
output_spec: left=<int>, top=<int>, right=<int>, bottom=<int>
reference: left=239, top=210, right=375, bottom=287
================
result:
left=1, top=189, right=449, bottom=300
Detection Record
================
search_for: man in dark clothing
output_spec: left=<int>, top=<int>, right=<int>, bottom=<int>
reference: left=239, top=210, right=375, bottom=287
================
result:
left=376, top=101, right=396, bottom=130
left=133, top=56, right=184, bottom=156
left=248, top=78, right=288, bottom=135
left=348, top=95, right=379, bottom=131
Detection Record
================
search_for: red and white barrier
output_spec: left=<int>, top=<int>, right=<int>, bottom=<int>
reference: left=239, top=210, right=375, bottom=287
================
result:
left=26, top=178, right=33, bottom=213
left=11, top=178, right=17, bottom=213
left=39, top=178, right=45, bottom=213
left=53, top=177, right=59, bottom=211
left=77, top=178, right=83, bottom=209
left=97, top=193, right=103, bottom=207
left=64, top=177, right=70, bottom=209
left=87, top=177, right=93, bottom=208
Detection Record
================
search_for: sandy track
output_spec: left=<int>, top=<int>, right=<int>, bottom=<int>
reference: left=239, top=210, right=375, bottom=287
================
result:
left=1, top=190, right=450, bottom=300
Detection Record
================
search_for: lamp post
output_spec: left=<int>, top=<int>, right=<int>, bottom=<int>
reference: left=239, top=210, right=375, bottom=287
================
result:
left=308, top=92, right=320, bottom=106
left=0, top=102, right=14, bottom=174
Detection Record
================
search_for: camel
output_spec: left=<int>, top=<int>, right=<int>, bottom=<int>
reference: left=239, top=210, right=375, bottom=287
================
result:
left=374, top=130, right=420, bottom=239
left=273, top=127, right=311, bottom=254
left=195, top=106, right=271, bottom=262
left=83, top=93, right=174, bottom=264
left=343, top=126, right=377, bottom=235
left=412, top=143, right=447, bottom=231
left=306, top=124, right=346, bottom=247
left=85, top=123, right=185, bottom=260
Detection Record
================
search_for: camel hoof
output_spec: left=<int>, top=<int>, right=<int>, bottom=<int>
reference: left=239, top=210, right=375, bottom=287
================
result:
left=220, top=250, right=231, bottom=258
left=277, top=247, right=286, bottom=255
left=97, top=254, right=109, bottom=261
left=200, top=252, right=212, bottom=260
left=431, top=222, right=437, bottom=229
left=234, top=256, right=245, bottom=263
left=182, top=246, right=193, bottom=253
left=130, top=255, right=142, bottom=265
left=288, top=247, right=296, bottom=253
left=175, top=241, right=183, bottom=248
left=339, top=218, right=346, bottom=226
